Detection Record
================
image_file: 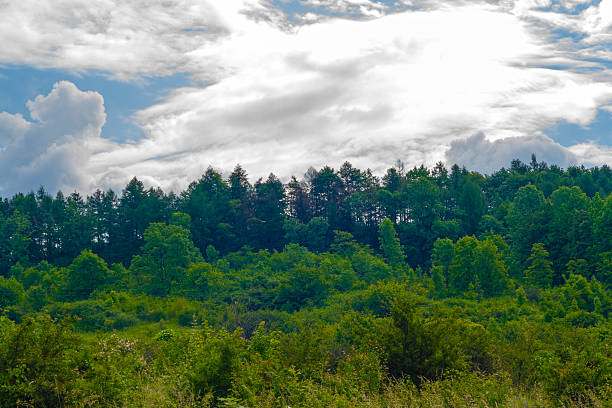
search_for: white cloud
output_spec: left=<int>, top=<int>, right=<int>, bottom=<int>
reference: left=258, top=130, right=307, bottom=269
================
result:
left=568, top=141, right=612, bottom=165
left=0, top=112, right=31, bottom=146
left=0, top=0, right=232, bottom=80
left=302, top=0, right=388, bottom=16
left=521, top=0, right=612, bottom=44
left=445, top=132, right=579, bottom=174
left=0, top=0, right=611, bottom=193
left=0, top=81, right=110, bottom=196
left=87, top=3, right=611, bottom=191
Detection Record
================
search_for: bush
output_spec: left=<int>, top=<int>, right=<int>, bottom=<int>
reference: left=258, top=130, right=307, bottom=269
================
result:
left=381, top=295, right=468, bottom=383
left=0, top=315, right=80, bottom=408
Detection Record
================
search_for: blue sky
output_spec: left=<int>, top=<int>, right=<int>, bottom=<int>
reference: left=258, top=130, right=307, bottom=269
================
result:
left=545, top=110, right=612, bottom=147
left=0, top=66, right=192, bottom=142
left=0, top=0, right=611, bottom=195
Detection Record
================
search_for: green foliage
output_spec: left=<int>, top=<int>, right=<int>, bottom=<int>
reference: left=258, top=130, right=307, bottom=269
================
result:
left=378, top=218, right=410, bottom=278
left=524, top=243, right=554, bottom=288
left=596, top=193, right=612, bottom=254
left=186, top=325, right=247, bottom=402
left=516, top=286, right=527, bottom=307
left=507, top=184, right=548, bottom=268
left=205, top=245, right=219, bottom=263
left=0, top=161, right=611, bottom=406
left=0, top=210, right=31, bottom=275
left=284, top=217, right=331, bottom=253
left=130, top=222, right=202, bottom=296
left=46, top=299, right=139, bottom=331
left=182, top=262, right=222, bottom=301
left=66, top=249, right=110, bottom=300
left=275, top=265, right=330, bottom=311
left=432, top=235, right=509, bottom=297
left=533, top=326, right=611, bottom=403
left=351, top=248, right=393, bottom=283
left=0, top=315, right=80, bottom=408
left=0, top=276, right=24, bottom=309
left=170, top=211, right=192, bottom=230
left=382, top=295, right=469, bottom=382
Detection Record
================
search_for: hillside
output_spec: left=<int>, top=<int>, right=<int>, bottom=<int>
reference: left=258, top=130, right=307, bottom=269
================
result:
left=0, top=159, right=610, bottom=407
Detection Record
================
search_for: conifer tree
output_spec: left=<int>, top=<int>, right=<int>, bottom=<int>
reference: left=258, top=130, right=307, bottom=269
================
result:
left=524, top=243, right=554, bottom=288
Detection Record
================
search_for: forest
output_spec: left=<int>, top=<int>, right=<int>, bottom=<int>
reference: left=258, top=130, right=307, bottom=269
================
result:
left=0, top=156, right=610, bottom=407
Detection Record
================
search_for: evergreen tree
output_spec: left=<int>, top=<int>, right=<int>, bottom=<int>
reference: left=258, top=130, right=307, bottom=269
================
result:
left=524, top=243, right=554, bottom=288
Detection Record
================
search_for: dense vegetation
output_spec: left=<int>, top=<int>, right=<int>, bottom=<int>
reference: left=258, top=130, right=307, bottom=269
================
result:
left=0, top=156, right=610, bottom=407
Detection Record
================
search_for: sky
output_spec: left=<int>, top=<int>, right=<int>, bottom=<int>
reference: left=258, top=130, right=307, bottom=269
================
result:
left=0, top=0, right=611, bottom=196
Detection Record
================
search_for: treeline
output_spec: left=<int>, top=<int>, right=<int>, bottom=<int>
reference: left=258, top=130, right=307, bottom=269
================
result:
left=2, top=157, right=612, bottom=279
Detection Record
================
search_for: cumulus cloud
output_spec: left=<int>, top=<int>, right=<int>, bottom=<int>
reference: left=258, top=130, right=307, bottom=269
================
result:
left=445, top=132, right=579, bottom=174
left=0, top=81, right=109, bottom=196
left=0, top=0, right=611, bottom=193
left=86, top=2, right=611, bottom=190
left=568, top=141, right=612, bottom=165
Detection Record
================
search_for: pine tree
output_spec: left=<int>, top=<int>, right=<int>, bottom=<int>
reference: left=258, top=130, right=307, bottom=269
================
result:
left=524, top=243, right=554, bottom=288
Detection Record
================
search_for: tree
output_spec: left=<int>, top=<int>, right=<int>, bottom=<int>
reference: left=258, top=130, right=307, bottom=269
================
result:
left=248, top=174, right=286, bottom=250
left=87, top=189, right=119, bottom=261
left=182, top=262, right=222, bottom=301
left=382, top=168, right=402, bottom=193
left=283, top=217, right=330, bottom=253
left=0, top=276, right=24, bottom=308
left=351, top=248, right=393, bottom=283
left=304, top=217, right=330, bottom=253
left=473, top=238, right=508, bottom=297
left=506, top=184, right=548, bottom=268
left=524, top=243, right=553, bottom=288
left=285, top=176, right=311, bottom=223
left=430, top=265, right=447, bottom=298
left=547, top=186, right=592, bottom=284
left=181, top=168, right=237, bottom=253
left=0, top=210, right=31, bottom=276
left=401, top=177, right=442, bottom=266
left=378, top=218, right=408, bottom=277
left=129, top=222, right=202, bottom=296
left=170, top=212, right=192, bottom=231
left=431, top=238, right=455, bottom=278
left=309, top=166, right=344, bottom=227
left=228, top=164, right=251, bottom=202
left=595, top=193, right=612, bottom=254
left=458, top=178, right=486, bottom=235
left=114, top=178, right=171, bottom=264
left=275, top=265, right=330, bottom=311
left=448, top=236, right=479, bottom=293
left=228, top=164, right=252, bottom=245
left=382, top=296, right=468, bottom=383
left=65, top=250, right=109, bottom=300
